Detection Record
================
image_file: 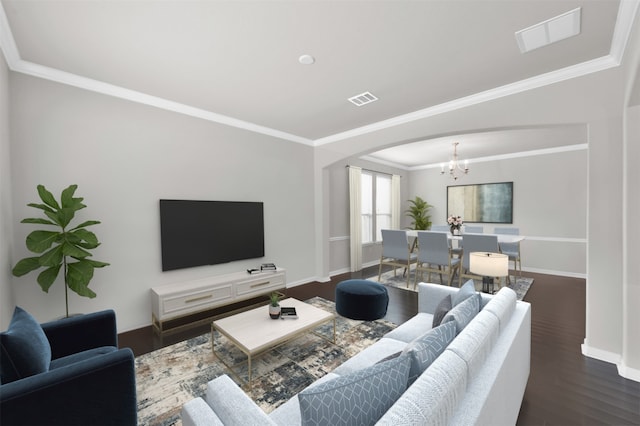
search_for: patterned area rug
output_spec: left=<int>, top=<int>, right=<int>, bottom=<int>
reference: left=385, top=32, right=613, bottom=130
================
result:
left=135, top=297, right=396, bottom=426
left=368, top=267, right=533, bottom=301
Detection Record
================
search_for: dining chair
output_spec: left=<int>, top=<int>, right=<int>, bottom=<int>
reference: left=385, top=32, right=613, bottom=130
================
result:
left=464, top=225, right=484, bottom=233
left=414, top=231, right=460, bottom=288
left=430, top=225, right=461, bottom=256
left=494, top=227, right=522, bottom=276
left=458, top=234, right=507, bottom=287
left=379, top=229, right=418, bottom=288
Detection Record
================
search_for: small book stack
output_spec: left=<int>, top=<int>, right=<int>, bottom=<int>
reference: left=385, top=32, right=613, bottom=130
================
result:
left=260, top=263, right=277, bottom=271
left=280, top=307, right=298, bottom=319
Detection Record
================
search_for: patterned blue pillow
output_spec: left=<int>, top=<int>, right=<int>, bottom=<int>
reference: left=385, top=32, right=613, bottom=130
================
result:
left=432, top=294, right=452, bottom=327
left=441, top=293, right=480, bottom=334
left=0, top=307, right=51, bottom=383
left=298, top=352, right=411, bottom=426
left=402, top=321, right=456, bottom=384
left=453, top=280, right=476, bottom=306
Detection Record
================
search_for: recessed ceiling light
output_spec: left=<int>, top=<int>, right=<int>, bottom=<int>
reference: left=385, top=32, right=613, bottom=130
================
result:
left=515, top=7, right=581, bottom=53
left=298, top=54, right=315, bottom=65
left=348, top=91, right=378, bottom=107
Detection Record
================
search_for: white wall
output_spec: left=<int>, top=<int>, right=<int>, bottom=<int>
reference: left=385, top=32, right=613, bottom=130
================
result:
left=0, top=54, right=14, bottom=329
left=410, top=147, right=587, bottom=276
left=8, top=73, right=316, bottom=331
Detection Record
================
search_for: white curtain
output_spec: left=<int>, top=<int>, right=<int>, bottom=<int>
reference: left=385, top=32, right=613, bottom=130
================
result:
left=349, top=166, right=362, bottom=272
left=391, top=174, right=401, bottom=229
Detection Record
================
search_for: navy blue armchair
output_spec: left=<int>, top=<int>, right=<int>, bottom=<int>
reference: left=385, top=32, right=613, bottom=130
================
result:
left=1, top=309, right=137, bottom=426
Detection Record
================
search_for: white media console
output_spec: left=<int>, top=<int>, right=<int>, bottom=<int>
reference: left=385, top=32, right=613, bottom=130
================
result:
left=151, top=268, right=286, bottom=335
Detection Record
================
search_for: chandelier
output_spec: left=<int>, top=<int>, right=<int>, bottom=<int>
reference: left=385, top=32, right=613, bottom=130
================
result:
left=440, top=142, right=469, bottom=180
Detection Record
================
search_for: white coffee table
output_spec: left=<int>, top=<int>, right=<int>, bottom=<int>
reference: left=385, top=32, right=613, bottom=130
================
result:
left=211, top=297, right=335, bottom=388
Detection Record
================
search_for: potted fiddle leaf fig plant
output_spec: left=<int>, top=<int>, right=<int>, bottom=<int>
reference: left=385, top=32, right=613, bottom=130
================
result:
left=12, top=184, right=110, bottom=318
left=405, top=196, right=433, bottom=230
left=269, top=291, right=281, bottom=319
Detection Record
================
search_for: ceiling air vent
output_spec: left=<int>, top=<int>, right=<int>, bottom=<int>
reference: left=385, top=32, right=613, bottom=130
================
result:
left=515, top=7, right=581, bottom=53
left=348, top=91, right=378, bottom=107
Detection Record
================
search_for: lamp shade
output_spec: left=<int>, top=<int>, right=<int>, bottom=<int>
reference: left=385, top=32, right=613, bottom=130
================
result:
left=469, top=252, right=508, bottom=277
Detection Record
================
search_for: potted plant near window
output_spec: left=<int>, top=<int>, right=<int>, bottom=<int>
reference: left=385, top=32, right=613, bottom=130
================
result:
left=11, top=184, right=110, bottom=318
left=405, top=196, right=433, bottom=230
left=269, top=292, right=281, bottom=319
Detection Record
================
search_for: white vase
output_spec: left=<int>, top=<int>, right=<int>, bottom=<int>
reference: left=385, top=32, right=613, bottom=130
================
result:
left=269, top=304, right=281, bottom=319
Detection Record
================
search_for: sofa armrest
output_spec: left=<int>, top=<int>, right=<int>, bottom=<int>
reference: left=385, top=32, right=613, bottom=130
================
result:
left=182, top=397, right=224, bottom=426
left=1, top=348, right=137, bottom=426
left=418, top=283, right=459, bottom=314
left=205, top=375, right=276, bottom=425
left=41, top=310, right=118, bottom=359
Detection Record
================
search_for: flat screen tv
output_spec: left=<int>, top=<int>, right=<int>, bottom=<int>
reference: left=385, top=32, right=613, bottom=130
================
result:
left=159, top=199, right=265, bottom=271
left=447, top=182, right=513, bottom=223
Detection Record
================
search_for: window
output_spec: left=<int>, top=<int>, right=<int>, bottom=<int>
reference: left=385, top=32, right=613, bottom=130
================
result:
left=361, top=172, right=392, bottom=244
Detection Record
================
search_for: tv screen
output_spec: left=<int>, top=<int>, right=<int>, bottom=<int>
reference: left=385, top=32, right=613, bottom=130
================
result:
left=159, top=199, right=265, bottom=271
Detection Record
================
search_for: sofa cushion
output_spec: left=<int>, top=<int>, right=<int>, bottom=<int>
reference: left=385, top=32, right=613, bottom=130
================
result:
left=298, top=352, right=411, bottom=426
left=269, top=373, right=341, bottom=425
left=49, top=346, right=117, bottom=370
left=0, top=306, right=52, bottom=383
left=402, top=321, right=456, bottom=384
left=445, top=310, right=500, bottom=383
left=432, top=294, right=452, bottom=327
left=383, top=312, right=434, bottom=343
left=441, top=292, right=480, bottom=334
left=482, top=287, right=517, bottom=330
left=376, top=350, right=469, bottom=426
left=332, top=337, right=406, bottom=375
left=453, top=280, right=476, bottom=306
left=182, top=397, right=224, bottom=426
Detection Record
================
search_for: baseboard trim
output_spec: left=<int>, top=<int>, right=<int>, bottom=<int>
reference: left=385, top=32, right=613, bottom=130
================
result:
left=618, top=362, right=640, bottom=383
left=581, top=341, right=622, bottom=364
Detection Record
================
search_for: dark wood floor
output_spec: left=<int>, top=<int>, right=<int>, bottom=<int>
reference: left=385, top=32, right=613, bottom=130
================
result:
left=120, top=267, right=640, bottom=425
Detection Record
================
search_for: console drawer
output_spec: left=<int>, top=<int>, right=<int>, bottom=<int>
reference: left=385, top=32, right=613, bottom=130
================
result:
left=162, top=284, right=233, bottom=317
left=235, top=274, right=285, bottom=298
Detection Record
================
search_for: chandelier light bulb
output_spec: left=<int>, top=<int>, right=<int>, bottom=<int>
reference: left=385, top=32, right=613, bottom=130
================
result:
left=441, top=142, right=469, bottom=180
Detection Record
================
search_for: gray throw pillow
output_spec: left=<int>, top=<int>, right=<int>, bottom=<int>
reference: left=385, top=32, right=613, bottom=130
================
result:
left=432, top=294, right=452, bottom=327
left=0, top=307, right=52, bottom=383
left=442, top=293, right=480, bottom=334
left=298, top=352, right=411, bottom=426
left=453, top=280, right=476, bottom=306
left=402, top=321, right=456, bottom=384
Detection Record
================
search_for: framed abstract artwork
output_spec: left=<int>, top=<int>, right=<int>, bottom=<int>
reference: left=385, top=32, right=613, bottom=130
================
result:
left=447, top=182, right=513, bottom=223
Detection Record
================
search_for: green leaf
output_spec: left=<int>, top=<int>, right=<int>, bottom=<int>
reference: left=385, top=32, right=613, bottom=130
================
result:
left=12, top=257, right=41, bottom=276
left=27, top=203, right=56, bottom=213
left=21, top=218, right=58, bottom=226
left=84, top=259, right=110, bottom=268
left=66, top=261, right=97, bottom=298
left=37, top=265, right=61, bottom=292
left=37, top=185, right=60, bottom=210
left=70, top=220, right=101, bottom=230
left=43, top=210, right=63, bottom=227
left=38, top=245, right=64, bottom=267
left=62, top=241, right=91, bottom=258
left=60, top=184, right=79, bottom=208
left=71, top=228, right=98, bottom=245
left=26, top=230, right=60, bottom=253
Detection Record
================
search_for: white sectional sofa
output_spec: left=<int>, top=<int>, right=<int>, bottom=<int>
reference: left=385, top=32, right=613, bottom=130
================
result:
left=181, top=281, right=531, bottom=426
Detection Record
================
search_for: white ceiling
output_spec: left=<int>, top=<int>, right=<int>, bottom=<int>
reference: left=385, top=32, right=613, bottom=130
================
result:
left=1, top=0, right=636, bottom=167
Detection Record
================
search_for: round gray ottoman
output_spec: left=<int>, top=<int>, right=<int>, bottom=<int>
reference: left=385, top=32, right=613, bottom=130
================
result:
left=335, top=279, right=389, bottom=321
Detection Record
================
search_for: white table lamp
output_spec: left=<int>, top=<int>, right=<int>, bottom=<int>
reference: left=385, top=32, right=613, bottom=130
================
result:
left=469, top=252, right=508, bottom=293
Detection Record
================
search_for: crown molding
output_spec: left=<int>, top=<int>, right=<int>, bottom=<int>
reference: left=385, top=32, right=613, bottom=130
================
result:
left=1, top=1, right=638, bottom=147
left=363, top=143, right=588, bottom=171
left=313, top=55, right=618, bottom=147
